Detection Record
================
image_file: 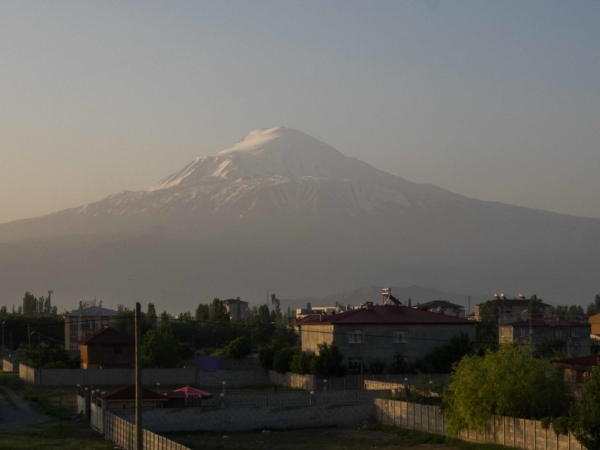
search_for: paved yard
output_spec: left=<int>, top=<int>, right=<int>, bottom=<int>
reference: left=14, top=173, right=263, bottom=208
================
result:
left=166, top=426, right=462, bottom=450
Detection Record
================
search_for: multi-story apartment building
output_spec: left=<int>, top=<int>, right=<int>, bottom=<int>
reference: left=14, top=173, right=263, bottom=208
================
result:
left=221, top=298, right=249, bottom=320
left=498, top=318, right=591, bottom=356
left=63, top=304, right=119, bottom=350
left=474, top=295, right=552, bottom=323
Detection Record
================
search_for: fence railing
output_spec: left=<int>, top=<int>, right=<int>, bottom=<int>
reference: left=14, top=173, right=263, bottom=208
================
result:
left=375, top=398, right=584, bottom=450
left=103, top=411, right=190, bottom=450
left=269, top=371, right=448, bottom=391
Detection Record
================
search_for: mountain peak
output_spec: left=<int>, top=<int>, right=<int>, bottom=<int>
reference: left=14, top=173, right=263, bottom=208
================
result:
left=148, top=127, right=376, bottom=192
left=218, top=126, right=338, bottom=158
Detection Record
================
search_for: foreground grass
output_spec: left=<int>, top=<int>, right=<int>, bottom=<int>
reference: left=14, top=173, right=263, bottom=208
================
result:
left=0, top=425, right=114, bottom=450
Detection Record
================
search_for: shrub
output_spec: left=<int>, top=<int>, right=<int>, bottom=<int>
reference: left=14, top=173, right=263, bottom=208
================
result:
left=571, top=364, right=600, bottom=449
left=290, top=352, right=314, bottom=375
left=552, top=416, right=571, bottom=436
left=273, top=347, right=300, bottom=374
left=541, top=417, right=551, bottom=430
left=258, top=344, right=277, bottom=370
left=224, top=336, right=251, bottom=359
left=312, top=343, right=345, bottom=377
left=368, top=358, right=386, bottom=375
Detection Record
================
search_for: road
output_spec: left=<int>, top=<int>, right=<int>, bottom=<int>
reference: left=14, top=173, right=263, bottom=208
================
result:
left=0, top=386, right=50, bottom=430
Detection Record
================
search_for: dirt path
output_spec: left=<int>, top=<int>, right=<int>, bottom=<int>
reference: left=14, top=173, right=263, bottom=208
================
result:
left=0, top=387, right=51, bottom=430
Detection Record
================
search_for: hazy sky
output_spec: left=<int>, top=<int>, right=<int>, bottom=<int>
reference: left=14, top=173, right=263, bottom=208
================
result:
left=1, top=1, right=599, bottom=223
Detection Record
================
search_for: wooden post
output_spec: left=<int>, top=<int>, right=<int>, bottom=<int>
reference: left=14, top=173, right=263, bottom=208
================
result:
left=135, top=302, right=142, bottom=450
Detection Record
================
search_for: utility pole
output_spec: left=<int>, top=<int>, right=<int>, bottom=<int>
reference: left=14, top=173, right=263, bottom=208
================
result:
left=467, top=296, right=471, bottom=316
left=135, top=302, right=143, bottom=450
left=2, top=322, right=4, bottom=353
left=28, top=324, right=31, bottom=350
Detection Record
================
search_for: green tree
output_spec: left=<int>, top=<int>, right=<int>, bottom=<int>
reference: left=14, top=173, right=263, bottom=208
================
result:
left=407, top=297, right=412, bottom=307
left=142, top=328, right=189, bottom=368
left=147, top=303, right=157, bottom=329
left=290, top=352, right=315, bottom=375
left=421, top=333, right=474, bottom=373
left=528, top=294, right=543, bottom=318
left=258, top=343, right=278, bottom=370
left=571, top=364, right=600, bottom=449
left=443, top=344, right=568, bottom=435
left=209, top=298, right=230, bottom=323
left=273, top=347, right=300, bottom=374
left=23, top=345, right=71, bottom=368
left=195, top=303, right=209, bottom=322
left=476, top=301, right=498, bottom=348
left=225, top=336, right=251, bottom=359
left=313, top=343, right=345, bottom=377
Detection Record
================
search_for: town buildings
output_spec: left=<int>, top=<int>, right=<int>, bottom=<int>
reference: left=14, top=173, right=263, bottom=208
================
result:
left=295, top=302, right=476, bottom=372
left=498, top=318, right=591, bottom=356
left=63, top=302, right=119, bottom=350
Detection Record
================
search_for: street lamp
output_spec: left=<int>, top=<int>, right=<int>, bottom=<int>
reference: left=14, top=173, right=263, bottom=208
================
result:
left=222, top=381, right=226, bottom=395
left=157, top=382, right=161, bottom=394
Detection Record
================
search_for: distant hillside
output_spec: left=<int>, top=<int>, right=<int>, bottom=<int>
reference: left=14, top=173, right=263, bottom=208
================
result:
left=0, top=126, right=599, bottom=312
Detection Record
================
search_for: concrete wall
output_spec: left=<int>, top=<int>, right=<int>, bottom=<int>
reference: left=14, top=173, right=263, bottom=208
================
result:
left=114, top=402, right=375, bottom=433
left=375, top=398, right=584, bottom=450
left=301, top=323, right=476, bottom=369
left=269, top=371, right=316, bottom=390
left=19, top=363, right=269, bottom=387
left=2, top=359, right=17, bottom=373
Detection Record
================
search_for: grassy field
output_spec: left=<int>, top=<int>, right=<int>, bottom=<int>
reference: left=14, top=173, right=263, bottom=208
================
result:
left=0, top=373, right=113, bottom=450
left=165, top=423, right=514, bottom=450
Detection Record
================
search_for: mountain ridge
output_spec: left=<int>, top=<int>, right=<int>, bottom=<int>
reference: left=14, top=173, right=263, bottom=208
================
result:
left=0, top=127, right=598, bottom=311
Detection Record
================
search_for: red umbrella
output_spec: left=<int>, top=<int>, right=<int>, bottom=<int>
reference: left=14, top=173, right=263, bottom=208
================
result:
left=163, top=385, right=214, bottom=399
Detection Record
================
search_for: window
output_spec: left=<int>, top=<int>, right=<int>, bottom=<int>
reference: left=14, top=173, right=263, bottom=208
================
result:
left=70, top=344, right=79, bottom=350
left=348, top=357, right=362, bottom=370
left=499, top=328, right=507, bottom=338
left=70, top=331, right=77, bottom=337
left=70, top=317, right=78, bottom=324
left=554, top=330, right=562, bottom=338
left=348, top=330, right=362, bottom=344
left=101, top=317, right=109, bottom=325
left=519, top=328, right=527, bottom=338
left=393, top=331, right=408, bottom=343
left=574, top=344, right=580, bottom=355
left=572, top=328, right=581, bottom=338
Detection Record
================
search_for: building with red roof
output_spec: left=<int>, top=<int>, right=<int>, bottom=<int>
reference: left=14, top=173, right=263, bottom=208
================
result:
left=295, top=303, right=476, bottom=372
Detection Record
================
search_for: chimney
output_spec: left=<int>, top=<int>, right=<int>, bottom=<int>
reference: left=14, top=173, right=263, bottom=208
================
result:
left=366, top=302, right=374, bottom=311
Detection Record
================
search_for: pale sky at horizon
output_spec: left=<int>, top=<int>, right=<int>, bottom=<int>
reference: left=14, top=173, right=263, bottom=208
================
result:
left=1, top=0, right=599, bottom=223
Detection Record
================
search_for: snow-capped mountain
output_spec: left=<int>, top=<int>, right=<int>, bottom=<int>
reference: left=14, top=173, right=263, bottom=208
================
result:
left=0, top=127, right=599, bottom=310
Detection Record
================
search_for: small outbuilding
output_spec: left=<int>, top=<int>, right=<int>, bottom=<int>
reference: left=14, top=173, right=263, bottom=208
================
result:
left=97, top=384, right=167, bottom=410
left=78, top=326, right=135, bottom=369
